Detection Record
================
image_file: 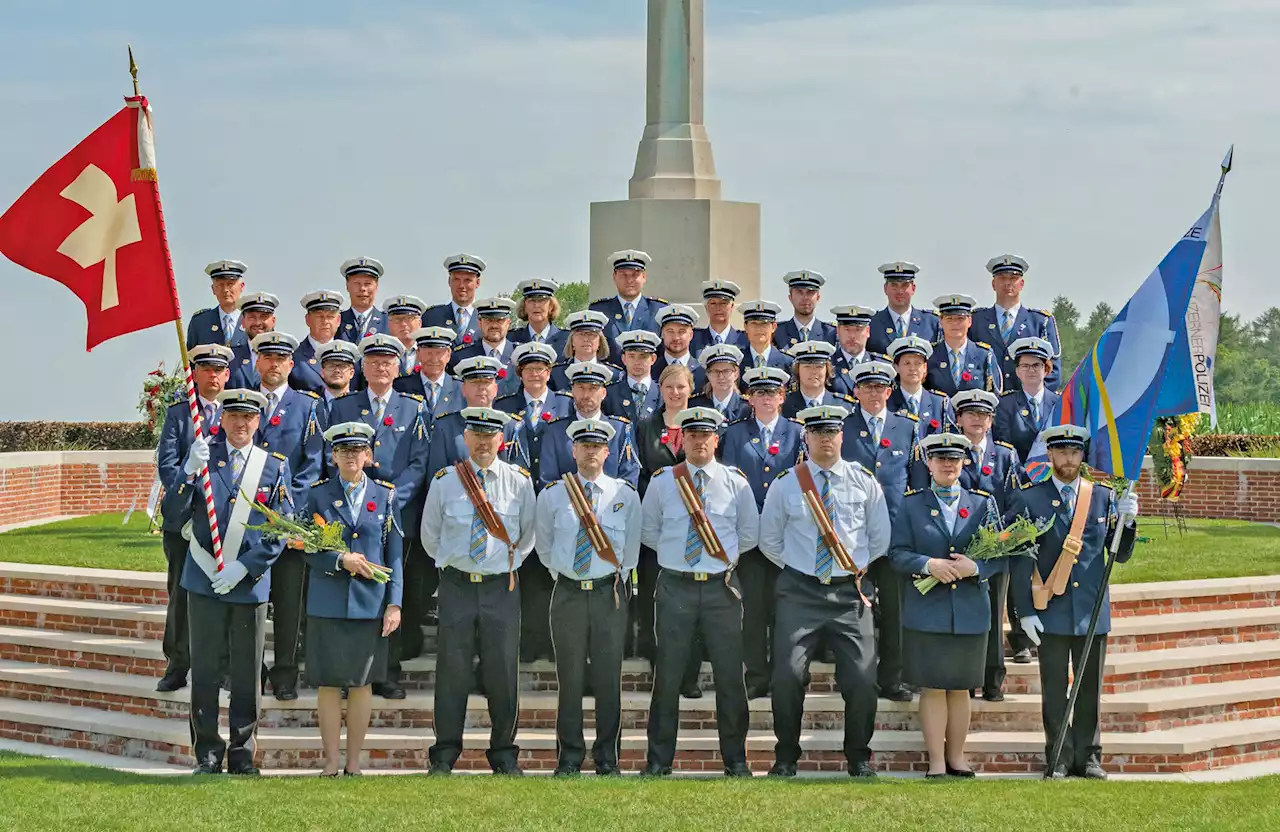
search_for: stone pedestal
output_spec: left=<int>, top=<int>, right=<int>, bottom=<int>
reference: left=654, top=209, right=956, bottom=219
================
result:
left=589, top=198, right=760, bottom=323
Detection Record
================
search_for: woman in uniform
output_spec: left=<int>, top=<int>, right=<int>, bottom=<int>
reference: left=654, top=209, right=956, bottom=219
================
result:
left=303, top=421, right=403, bottom=776
left=549, top=310, right=620, bottom=391
left=508, top=278, right=567, bottom=354
left=782, top=341, right=846, bottom=418
left=689, top=344, right=749, bottom=421
left=889, top=432, right=1004, bottom=778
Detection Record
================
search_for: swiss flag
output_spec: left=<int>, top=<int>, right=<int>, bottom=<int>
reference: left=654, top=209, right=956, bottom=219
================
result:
left=0, top=98, right=178, bottom=350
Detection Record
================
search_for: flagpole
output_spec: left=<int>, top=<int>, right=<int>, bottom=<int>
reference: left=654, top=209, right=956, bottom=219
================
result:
left=128, top=46, right=226, bottom=572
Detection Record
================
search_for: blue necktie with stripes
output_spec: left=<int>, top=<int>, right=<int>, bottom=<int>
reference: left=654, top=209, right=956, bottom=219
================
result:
left=683, top=470, right=707, bottom=566
left=468, top=469, right=488, bottom=563
left=815, top=470, right=834, bottom=581
left=572, top=481, right=597, bottom=576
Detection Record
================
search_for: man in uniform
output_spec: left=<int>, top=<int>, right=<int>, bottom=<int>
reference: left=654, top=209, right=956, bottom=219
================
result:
left=177, top=389, right=291, bottom=775
left=829, top=305, right=886, bottom=398
left=774, top=270, right=837, bottom=349
left=154, top=344, right=231, bottom=692
left=1010, top=425, right=1139, bottom=779
left=719, top=366, right=802, bottom=698
left=315, top=341, right=360, bottom=422
left=382, top=294, right=428, bottom=376
left=925, top=294, right=1002, bottom=397
left=603, top=330, right=662, bottom=421
left=425, top=355, right=509, bottom=478
left=227, top=291, right=278, bottom=390
left=421, top=407, right=536, bottom=775
left=651, top=304, right=707, bottom=391
left=538, top=361, right=640, bottom=491
left=690, top=279, right=748, bottom=358
left=422, top=254, right=485, bottom=347
left=589, top=249, right=666, bottom=353
left=338, top=257, right=388, bottom=343
left=394, top=326, right=462, bottom=428
left=738, top=301, right=795, bottom=379
left=886, top=335, right=951, bottom=441
left=759, top=404, right=891, bottom=778
left=448, top=297, right=519, bottom=396
left=188, top=260, right=249, bottom=349
left=970, top=255, right=1062, bottom=392
left=534, top=418, right=642, bottom=776
left=994, top=337, right=1060, bottom=464
left=289, top=290, right=346, bottom=394
left=640, top=407, right=760, bottom=777
left=327, top=334, right=430, bottom=694
left=840, top=361, right=922, bottom=702
left=866, top=261, right=941, bottom=355
left=247, top=331, right=324, bottom=700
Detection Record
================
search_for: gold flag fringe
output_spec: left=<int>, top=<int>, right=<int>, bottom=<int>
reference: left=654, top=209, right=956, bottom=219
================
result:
left=131, top=168, right=158, bottom=182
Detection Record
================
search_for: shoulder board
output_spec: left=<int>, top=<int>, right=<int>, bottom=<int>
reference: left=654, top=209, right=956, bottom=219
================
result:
left=921, top=308, right=940, bottom=317
left=543, top=479, right=562, bottom=490
left=726, top=416, right=749, bottom=426
left=271, top=451, right=287, bottom=461
left=727, top=466, right=748, bottom=479
left=618, top=479, right=637, bottom=491
left=926, top=388, right=948, bottom=398
left=515, top=466, right=531, bottom=479
left=994, top=440, right=1015, bottom=450
left=651, top=297, right=668, bottom=305
left=774, top=468, right=792, bottom=480
left=310, top=478, right=330, bottom=488
left=553, top=390, right=574, bottom=398
left=398, top=392, right=425, bottom=402
left=1036, top=309, right=1054, bottom=317
left=434, top=467, right=452, bottom=481
left=509, top=324, right=531, bottom=333
left=374, top=479, right=395, bottom=489
left=549, top=414, right=570, bottom=424
left=1021, top=480, right=1038, bottom=490
left=1000, top=389, right=1018, bottom=397
left=970, top=487, right=992, bottom=497
left=975, top=341, right=992, bottom=350
left=857, top=463, right=875, bottom=478
left=903, top=488, right=923, bottom=497
left=590, top=297, right=614, bottom=305
left=195, top=307, right=213, bottom=315
left=297, top=389, right=320, bottom=399
left=439, top=410, right=462, bottom=420
left=902, top=412, right=919, bottom=422
left=788, top=417, right=803, bottom=425
left=652, top=467, right=669, bottom=479
left=451, top=344, right=468, bottom=352
left=1094, top=480, right=1114, bottom=492
left=837, top=393, right=857, bottom=404
left=613, top=415, right=631, bottom=424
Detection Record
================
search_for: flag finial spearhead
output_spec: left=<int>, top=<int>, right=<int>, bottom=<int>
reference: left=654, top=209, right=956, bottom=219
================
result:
left=128, top=45, right=139, bottom=96
left=1221, top=145, right=1234, bottom=175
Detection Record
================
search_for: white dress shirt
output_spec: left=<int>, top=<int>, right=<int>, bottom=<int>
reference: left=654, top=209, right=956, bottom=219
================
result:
left=535, top=473, right=642, bottom=580
left=421, top=459, right=537, bottom=574
left=640, top=460, right=760, bottom=572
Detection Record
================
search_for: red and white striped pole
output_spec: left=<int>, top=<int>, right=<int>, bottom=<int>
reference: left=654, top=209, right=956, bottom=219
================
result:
left=128, top=48, right=224, bottom=571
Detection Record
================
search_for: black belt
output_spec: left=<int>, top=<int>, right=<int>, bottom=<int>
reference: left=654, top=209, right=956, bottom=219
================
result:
left=555, top=574, right=622, bottom=591
left=660, top=567, right=732, bottom=582
left=784, top=565, right=861, bottom=586
left=444, top=566, right=510, bottom=585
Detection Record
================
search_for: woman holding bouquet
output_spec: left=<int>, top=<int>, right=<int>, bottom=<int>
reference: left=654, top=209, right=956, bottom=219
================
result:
left=889, top=432, right=1004, bottom=778
left=303, top=421, right=403, bottom=776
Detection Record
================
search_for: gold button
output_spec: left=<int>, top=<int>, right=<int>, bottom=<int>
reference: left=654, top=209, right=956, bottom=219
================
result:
left=1072, top=581, right=1080, bottom=588
left=353, top=533, right=359, bottom=539
left=949, top=546, right=955, bottom=552
left=764, top=467, right=771, bottom=473
left=375, top=441, right=382, bottom=447
left=373, top=462, right=380, bottom=467
left=950, top=585, right=957, bottom=590
left=1073, top=559, right=1079, bottom=565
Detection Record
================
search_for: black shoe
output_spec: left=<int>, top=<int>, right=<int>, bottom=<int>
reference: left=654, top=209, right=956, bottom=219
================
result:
left=220, top=676, right=232, bottom=692
left=681, top=683, right=703, bottom=700
left=428, top=763, right=453, bottom=776
left=880, top=684, right=913, bottom=703
left=374, top=680, right=406, bottom=699
left=724, top=763, right=753, bottom=778
left=981, top=687, right=1005, bottom=702
left=595, top=764, right=621, bottom=777
left=229, top=766, right=261, bottom=776
left=745, top=683, right=770, bottom=700
left=925, top=772, right=948, bottom=780
left=553, top=765, right=581, bottom=777
left=849, top=762, right=878, bottom=779
left=1078, top=762, right=1108, bottom=780
left=1045, top=765, right=1069, bottom=779
left=768, top=762, right=798, bottom=778
left=493, top=764, right=524, bottom=776
left=192, top=763, right=222, bottom=775
left=155, top=671, right=188, bottom=693
left=274, top=686, right=298, bottom=702
left=946, top=765, right=976, bottom=778
left=520, top=647, right=538, bottom=664
left=641, top=763, right=672, bottom=777
left=1013, top=648, right=1033, bottom=664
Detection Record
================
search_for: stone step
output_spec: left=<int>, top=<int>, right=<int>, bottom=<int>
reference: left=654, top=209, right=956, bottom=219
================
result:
left=1105, top=606, right=1280, bottom=653
left=3, top=659, right=1277, bottom=735
left=4, top=697, right=1279, bottom=774
left=0, top=563, right=167, bottom=605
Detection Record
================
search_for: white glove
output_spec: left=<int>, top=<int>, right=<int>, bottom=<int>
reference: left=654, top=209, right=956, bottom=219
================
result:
left=210, top=561, right=249, bottom=595
left=1117, top=492, right=1139, bottom=519
left=184, top=436, right=211, bottom=477
left=1020, top=615, right=1044, bottom=647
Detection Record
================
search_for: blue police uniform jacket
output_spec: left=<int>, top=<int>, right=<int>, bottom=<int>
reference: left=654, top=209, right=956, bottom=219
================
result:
left=589, top=295, right=667, bottom=349
left=423, top=410, right=521, bottom=486
left=994, top=387, right=1060, bottom=464
left=186, top=307, right=248, bottom=350
left=866, top=307, right=941, bottom=356
left=888, top=387, right=952, bottom=440
left=1008, top=479, right=1137, bottom=636
left=690, top=391, right=751, bottom=424
left=447, top=340, right=516, bottom=375
left=772, top=317, right=838, bottom=351
left=548, top=360, right=624, bottom=393
left=225, top=343, right=260, bottom=390
left=925, top=340, right=1003, bottom=397
left=650, top=355, right=707, bottom=392
left=509, top=323, right=569, bottom=355
left=782, top=389, right=854, bottom=421
left=421, top=303, right=482, bottom=347
left=691, top=326, right=750, bottom=359
left=178, top=439, right=291, bottom=604
left=889, top=488, right=1005, bottom=635
left=969, top=305, right=1062, bottom=392
left=303, top=477, right=404, bottom=619
left=289, top=339, right=329, bottom=395
left=495, top=390, right=574, bottom=489
left=840, top=408, right=925, bottom=520
left=963, top=439, right=1021, bottom=513
left=830, top=350, right=889, bottom=398
left=325, top=391, right=430, bottom=531
left=603, top=378, right=662, bottom=422
left=393, top=373, right=462, bottom=429
left=338, top=307, right=388, bottom=344
left=254, top=388, right=324, bottom=507
left=156, top=399, right=222, bottom=533
left=737, top=347, right=794, bottom=386
left=537, top=414, right=640, bottom=491
left=718, top=416, right=803, bottom=510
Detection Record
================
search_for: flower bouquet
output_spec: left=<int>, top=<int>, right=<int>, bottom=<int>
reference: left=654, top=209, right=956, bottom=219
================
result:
left=914, top=515, right=1054, bottom=594
left=242, top=494, right=391, bottom=583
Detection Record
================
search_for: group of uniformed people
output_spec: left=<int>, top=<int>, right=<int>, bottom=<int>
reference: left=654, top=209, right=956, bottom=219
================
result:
left=155, top=248, right=1139, bottom=779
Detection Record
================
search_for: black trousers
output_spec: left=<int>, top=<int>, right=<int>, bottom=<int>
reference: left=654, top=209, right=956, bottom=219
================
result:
left=646, top=569, right=748, bottom=769
left=188, top=592, right=266, bottom=771
left=160, top=531, right=190, bottom=674
left=267, top=551, right=306, bottom=689
left=771, top=567, right=878, bottom=766
left=869, top=556, right=903, bottom=691
left=519, top=554, right=555, bottom=660
left=737, top=547, right=779, bottom=690
left=389, top=536, right=428, bottom=675
left=631, top=546, right=658, bottom=659
left=984, top=571, right=1011, bottom=692
left=430, top=568, right=521, bottom=771
left=1005, top=578, right=1032, bottom=653
left=1038, top=633, right=1107, bottom=772
left=550, top=575, right=629, bottom=769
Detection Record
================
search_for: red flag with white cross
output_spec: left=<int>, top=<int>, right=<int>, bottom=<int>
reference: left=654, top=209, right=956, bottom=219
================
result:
left=0, top=96, right=179, bottom=350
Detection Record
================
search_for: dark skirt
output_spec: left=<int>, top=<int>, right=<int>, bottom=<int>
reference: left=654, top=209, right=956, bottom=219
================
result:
left=304, top=615, right=388, bottom=688
left=902, top=628, right=986, bottom=691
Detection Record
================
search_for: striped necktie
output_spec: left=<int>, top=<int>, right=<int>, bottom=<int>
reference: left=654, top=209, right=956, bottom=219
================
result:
left=760, top=424, right=772, bottom=450
left=572, top=481, right=597, bottom=576
left=264, top=391, right=278, bottom=421
left=869, top=416, right=882, bottom=444
left=344, top=479, right=361, bottom=515
left=905, top=397, right=918, bottom=417
left=456, top=308, right=470, bottom=335
left=999, top=309, right=1015, bottom=341
left=933, top=485, right=959, bottom=506
left=1029, top=397, right=1040, bottom=427
left=950, top=349, right=963, bottom=386
left=815, top=470, right=834, bottom=581
left=230, top=448, right=245, bottom=484
left=373, top=395, right=386, bottom=423
left=755, top=353, right=765, bottom=369
left=468, top=469, right=488, bottom=563
left=426, top=382, right=437, bottom=411
left=222, top=314, right=234, bottom=345
left=1061, top=484, right=1075, bottom=514
left=895, top=315, right=906, bottom=339
left=632, top=385, right=646, bottom=419
left=799, top=325, right=810, bottom=342
left=624, top=301, right=635, bottom=327
left=683, top=470, right=707, bottom=566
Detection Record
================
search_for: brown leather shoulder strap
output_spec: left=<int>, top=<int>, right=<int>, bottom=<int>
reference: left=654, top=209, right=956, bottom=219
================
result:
left=671, top=462, right=728, bottom=564
left=1032, top=479, right=1094, bottom=610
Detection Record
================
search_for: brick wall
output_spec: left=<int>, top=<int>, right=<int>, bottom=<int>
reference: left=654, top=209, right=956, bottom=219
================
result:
left=1132, top=457, right=1280, bottom=522
left=0, top=452, right=155, bottom=528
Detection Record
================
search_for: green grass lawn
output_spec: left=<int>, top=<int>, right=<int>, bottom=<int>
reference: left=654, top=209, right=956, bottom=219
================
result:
left=0, top=513, right=1278, bottom=585
left=0, top=752, right=1275, bottom=832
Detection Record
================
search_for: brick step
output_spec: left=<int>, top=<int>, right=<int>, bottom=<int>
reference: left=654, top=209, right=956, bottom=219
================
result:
left=4, top=660, right=1277, bottom=734
left=1004, top=642, right=1280, bottom=694
left=0, top=563, right=167, bottom=605
left=4, top=697, right=1279, bottom=774
left=1105, top=607, right=1280, bottom=652
left=1110, top=576, right=1280, bottom=617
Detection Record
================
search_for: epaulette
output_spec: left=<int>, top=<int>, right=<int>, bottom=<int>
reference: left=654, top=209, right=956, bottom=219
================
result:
left=857, top=462, right=875, bottom=478
left=838, top=393, right=857, bottom=404
left=553, top=390, right=574, bottom=398
left=1094, top=480, right=1115, bottom=492
left=774, top=468, right=792, bottom=480
left=902, top=412, right=920, bottom=422
left=297, top=389, right=320, bottom=399
left=310, top=478, right=330, bottom=487
left=1021, top=480, right=1038, bottom=489
left=903, top=488, right=923, bottom=497
left=1036, top=308, right=1055, bottom=318
left=994, top=440, right=1015, bottom=451
left=975, top=341, right=993, bottom=351
left=196, top=307, right=212, bottom=315
left=543, top=479, right=562, bottom=490
left=374, top=479, right=395, bottom=489
left=439, top=409, right=462, bottom=420
left=1000, top=389, right=1018, bottom=397
left=271, top=451, right=287, bottom=461
left=451, top=343, right=468, bottom=352
left=727, top=466, right=748, bottom=480
left=651, top=296, right=668, bottom=304
left=434, top=467, right=452, bottom=481
left=922, top=308, right=940, bottom=316
left=726, top=416, right=750, bottom=426
left=515, top=466, right=531, bottom=479
left=652, top=466, right=669, bottom=479
left=399, top=392, right=425, bottom=402
left=619, top=480, right=637, bottom=490
left=926, top=388, right=948, bottom=398
left=788, top=417, right=802, bottom=424
left=613, top=415, right=631, bottom=424
left=549, top=414, right=570, bottom=424
left=970, top=487, right=992, bottom=497
left=591, top=296, right=614, bottom=305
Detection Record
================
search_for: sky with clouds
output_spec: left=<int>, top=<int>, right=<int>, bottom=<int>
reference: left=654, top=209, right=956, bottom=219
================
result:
left=1, top=0, right=1275, bottom=420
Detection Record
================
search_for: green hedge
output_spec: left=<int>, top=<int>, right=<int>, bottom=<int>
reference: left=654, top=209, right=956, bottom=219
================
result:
left=0, top=421, right=156, bottom=452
